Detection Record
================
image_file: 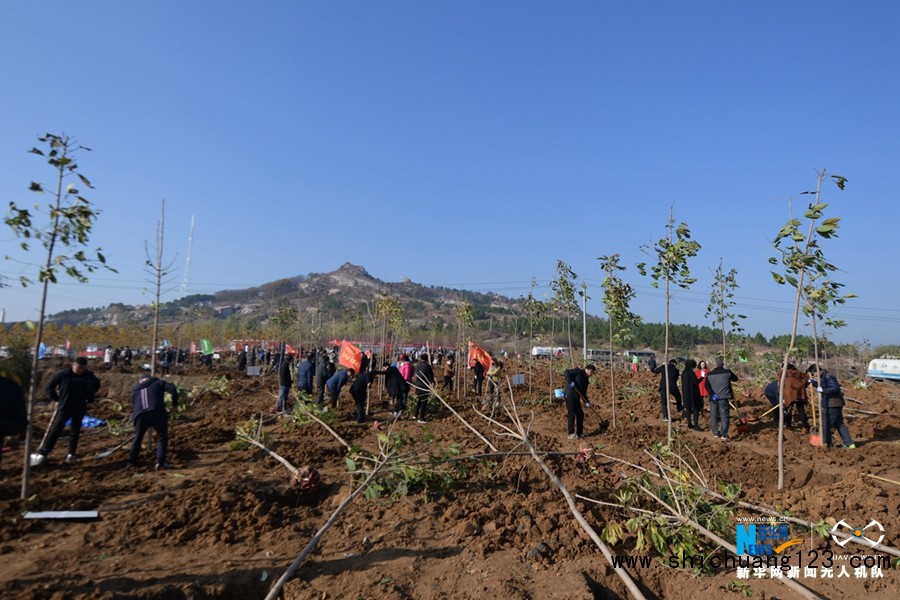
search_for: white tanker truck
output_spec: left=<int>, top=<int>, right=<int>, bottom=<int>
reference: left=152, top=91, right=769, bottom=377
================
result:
left=867, top=356, right=900, bottom=381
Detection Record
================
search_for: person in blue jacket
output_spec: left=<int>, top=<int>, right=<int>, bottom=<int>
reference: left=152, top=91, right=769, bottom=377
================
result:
left=296, top=353, right=314, bottom=395
left=325, top=368, right=354, bottom=411
left=807, top=364, right=855, bottom=449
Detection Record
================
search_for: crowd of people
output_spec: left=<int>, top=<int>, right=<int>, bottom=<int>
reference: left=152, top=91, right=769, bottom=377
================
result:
left=646, top=355, right=854, bottom=447
left=0, top=347, right=860, bottom=474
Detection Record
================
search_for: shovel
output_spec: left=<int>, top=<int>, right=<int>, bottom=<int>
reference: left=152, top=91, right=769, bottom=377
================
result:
left=97, top=436, right=133, bottom=459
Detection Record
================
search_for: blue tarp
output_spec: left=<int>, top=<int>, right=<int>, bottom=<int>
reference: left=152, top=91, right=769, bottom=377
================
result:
left=64, top=415, right=107, bottom=428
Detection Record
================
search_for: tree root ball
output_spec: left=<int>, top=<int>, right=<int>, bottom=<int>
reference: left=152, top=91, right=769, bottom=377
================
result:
left=291, top=466, right=322, bottom=493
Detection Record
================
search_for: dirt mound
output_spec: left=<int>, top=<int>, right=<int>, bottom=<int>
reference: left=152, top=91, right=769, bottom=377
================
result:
left=1, top=360, right=897, bottom=599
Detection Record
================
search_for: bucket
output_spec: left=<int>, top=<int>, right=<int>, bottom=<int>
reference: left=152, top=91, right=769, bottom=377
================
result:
left=553, top=388, right=564, bottom=399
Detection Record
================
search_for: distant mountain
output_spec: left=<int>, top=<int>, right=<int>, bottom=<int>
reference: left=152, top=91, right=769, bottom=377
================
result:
left=47, top=262, right=527, bottom=341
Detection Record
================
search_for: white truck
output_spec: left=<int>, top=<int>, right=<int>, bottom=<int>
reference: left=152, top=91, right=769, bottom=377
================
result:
left=867, top=357, right=900, bottom=382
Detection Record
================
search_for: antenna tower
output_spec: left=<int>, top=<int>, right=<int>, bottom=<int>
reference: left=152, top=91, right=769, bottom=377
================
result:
left=180, top=215, right=195, bottom=294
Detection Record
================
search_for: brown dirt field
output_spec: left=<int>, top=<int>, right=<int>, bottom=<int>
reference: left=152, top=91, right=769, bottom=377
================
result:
left=1, top=358, right=897, bottom=599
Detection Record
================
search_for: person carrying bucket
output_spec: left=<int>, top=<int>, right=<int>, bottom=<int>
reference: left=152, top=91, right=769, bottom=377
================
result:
left=563, top=364, right=595, bottom=439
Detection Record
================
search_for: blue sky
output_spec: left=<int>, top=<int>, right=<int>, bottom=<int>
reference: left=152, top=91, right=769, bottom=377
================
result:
left=1, top=1, right=898, bottom=345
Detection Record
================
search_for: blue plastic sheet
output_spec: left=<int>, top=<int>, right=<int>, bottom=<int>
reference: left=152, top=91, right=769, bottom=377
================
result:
left=64, top=415, right=107, bottom=428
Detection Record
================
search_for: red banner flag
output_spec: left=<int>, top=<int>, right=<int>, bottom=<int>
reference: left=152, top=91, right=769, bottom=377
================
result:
left=468, top=341, right=492, bottom=373
left=338, top=340, right=363, bottom=373
left=285, top=344, right=298, bottom=356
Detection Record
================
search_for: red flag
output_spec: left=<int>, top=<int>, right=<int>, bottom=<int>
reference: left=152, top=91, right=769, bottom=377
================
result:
left=338, top=340, right=363, bottom=373
left=468, top=341, right=492, bottom=373
left=285, top=343, right=298, bottom=356
left=190, top=341, right=197, bottom=354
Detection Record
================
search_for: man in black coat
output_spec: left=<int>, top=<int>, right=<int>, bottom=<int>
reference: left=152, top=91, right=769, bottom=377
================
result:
left=413, top=355, right=435, bottom=423
left=0, top=375, right=27, bottom=471
left=473, top=359, right=485, bottom=396
left=127, top=375, right=179, bottom=470
left=650, top=357, right=682, bottom=421
left=31, top=357, right=101, bottom=466
left=564, top=364, right=595, bottom=439
left=273, top=353, right=294, bottom=413
left=315, top=352, right=329, bottom=405
left=381, top=362, right=409, bottom=417
left=681, top=359, right=703, bottom=430
left=349, top=368, right=376, bottom=423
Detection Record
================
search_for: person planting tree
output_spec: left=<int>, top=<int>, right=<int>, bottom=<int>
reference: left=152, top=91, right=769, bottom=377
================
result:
left=781, top=364, right=810, bottom=434
left=127, top=374, right=179, bottom=470
left=325, top=368, right=354, bottom=411
left=807, top=364, right=855, bottom=449
left=349, top=367, right=376, bottom=423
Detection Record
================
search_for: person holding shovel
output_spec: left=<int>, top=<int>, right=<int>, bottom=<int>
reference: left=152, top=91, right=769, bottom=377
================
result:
left=781, top=364, right=810, bottom=434
left=127, top=374, right=179, bottom=470
left=563, top=364, right=595, bottom=439
left=30, top=357, right=101, bottom=466
left=807, top=364, right=855, bottom=449
left=349, top=367, right=376, bottom=423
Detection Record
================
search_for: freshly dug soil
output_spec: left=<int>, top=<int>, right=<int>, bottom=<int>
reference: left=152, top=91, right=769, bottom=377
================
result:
left=1, top=358, right=897, bottom=599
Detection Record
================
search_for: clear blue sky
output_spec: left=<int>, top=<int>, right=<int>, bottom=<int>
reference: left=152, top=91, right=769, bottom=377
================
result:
left=1, top=2, right=898, bottom=345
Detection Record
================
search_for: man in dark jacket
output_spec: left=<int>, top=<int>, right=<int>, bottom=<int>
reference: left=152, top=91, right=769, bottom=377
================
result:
left=127, top=375, right=179, bottom=470
left=706, top=357, right=738, bottom=441
left=650, top=357, right=682, bottom=421
left=349, top=368, right=376, bottom=423
left=296, top=354, right=314, bottom=395
left=31, top=357, right=101, bottom=466
left=274, top=354, right=294, bottom=413
left=808, top=364, right=855, bottom=449
left=315, top=352, right=330, bottom=405
left=473, top=359, right=485, bottom=396
left=413, top=355, right=435, bottom=423
left=563, top=364, right=594, bottom=439
left=0, top=375, right=27, bottom=471
left=379, top=362, right=408, bottom=417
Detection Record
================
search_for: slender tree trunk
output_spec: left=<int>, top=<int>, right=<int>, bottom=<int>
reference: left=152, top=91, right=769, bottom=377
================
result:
left=665, top=274, right=672, bottom=445
left=21, top=158, right=66, bottom=499
left=609, top=315, right=616, bottom=429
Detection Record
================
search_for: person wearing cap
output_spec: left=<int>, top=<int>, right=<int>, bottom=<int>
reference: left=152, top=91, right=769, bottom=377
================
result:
left=807, top=364, right=855, bottom=449
left=706, top=357, right=738, bottom=441
left=563, top=364, right=595, bottom=439
left=30, top=357, right=101, bottom=466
